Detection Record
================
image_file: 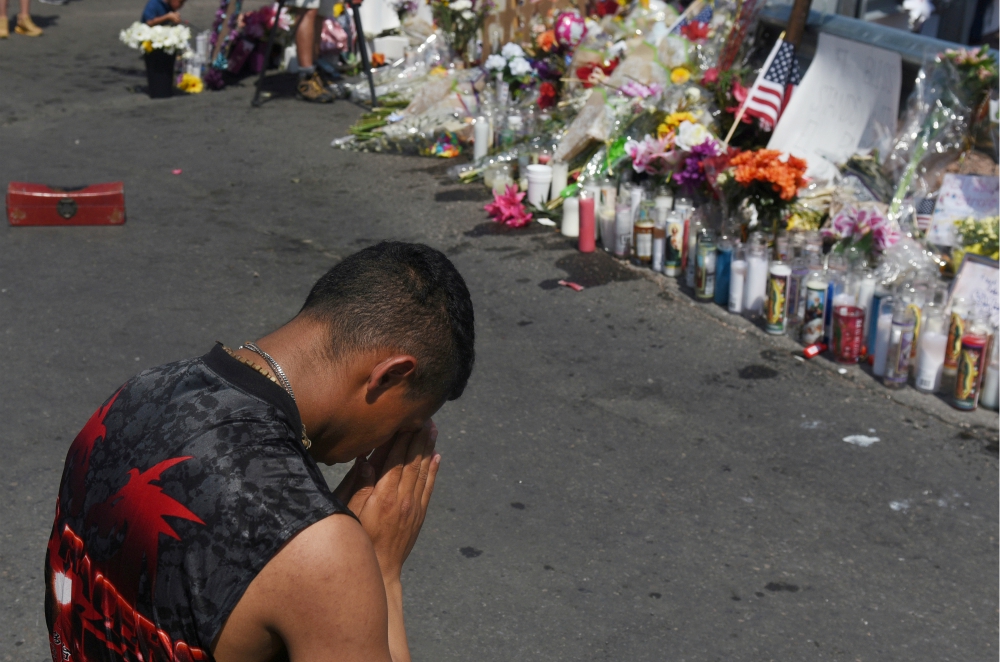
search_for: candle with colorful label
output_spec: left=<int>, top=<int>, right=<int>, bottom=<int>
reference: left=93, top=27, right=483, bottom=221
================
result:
left=953, top=316, right=990, bottom=410
left=695, top=232, right=716, bottom=300
left=765, top=262, right=791, bottom=334
left=664, top=211, right=684, bottom=277
left=832, top=305, right=865, bottom=363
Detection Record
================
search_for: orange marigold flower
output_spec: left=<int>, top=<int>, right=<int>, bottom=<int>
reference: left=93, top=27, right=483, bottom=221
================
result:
left=537, top=29, right=557, bottom=53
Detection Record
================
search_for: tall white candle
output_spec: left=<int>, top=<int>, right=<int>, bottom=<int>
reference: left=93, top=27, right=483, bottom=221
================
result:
left=856, top=276, right=876, bottom=338
left=915, top=330, right=947, bottom=392
left=550, top=162, right=569, bottom=200
left=981, top=362, right=999, bottom=409
left=744, top=254, right=768, bottom=315
left=729, top=260, right=747, bottom=314
left=832, top=292, right=856, bottom=307
left=629, top=186, right=643, bottom=222
left=474, top=117, right=490, bottom=161
left=561, top=196, right=580, bottom=238
left=872, top=309, right=894, bottom=377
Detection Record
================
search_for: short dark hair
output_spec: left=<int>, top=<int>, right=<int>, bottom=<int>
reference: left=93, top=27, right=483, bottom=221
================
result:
left=300, top=242, right=475, bottom=401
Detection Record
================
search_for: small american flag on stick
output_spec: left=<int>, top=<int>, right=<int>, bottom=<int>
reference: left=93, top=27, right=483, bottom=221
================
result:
left=742, top=37, right=801, bottom=131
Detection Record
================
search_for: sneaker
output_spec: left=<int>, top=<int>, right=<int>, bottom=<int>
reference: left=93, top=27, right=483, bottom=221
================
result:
left=15, top=14, right=43, bottom=36
left=296, top=73, right=335, bottom=103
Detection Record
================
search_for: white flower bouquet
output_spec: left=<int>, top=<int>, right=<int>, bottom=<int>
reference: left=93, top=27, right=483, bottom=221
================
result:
left=119, top=22, right=192, bottom=56
left=484, top=42, right=536, bottom=99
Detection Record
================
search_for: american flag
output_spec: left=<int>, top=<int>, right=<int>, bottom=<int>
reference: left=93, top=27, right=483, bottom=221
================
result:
left=742, top=38, right=801, bottom=131
left=669, top=2, right=712, bottom=33
left=679, top=5, right=713, bottom=27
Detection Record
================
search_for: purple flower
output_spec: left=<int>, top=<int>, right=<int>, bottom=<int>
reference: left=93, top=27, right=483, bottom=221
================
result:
left=672, top=139, right=719, bottom=192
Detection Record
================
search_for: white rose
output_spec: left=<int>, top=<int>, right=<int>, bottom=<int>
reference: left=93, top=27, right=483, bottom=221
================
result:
left=658, top=35, right=690, bottom=69
left=684, top=86, right=701, bottom=102
left=450, top=0, right=472, bottom=10
left=674, top=120, right=715, bottom=151
left=461, top=9, right=474, bottom=19
left=508, top=56, right=532, bottom=77
left=501, top=42, right=525, bottom=59
left=485, top=54, right=507, bottom=71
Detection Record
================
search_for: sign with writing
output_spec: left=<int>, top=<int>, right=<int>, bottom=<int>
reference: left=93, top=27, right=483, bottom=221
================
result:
left=948, top=253, right=999, bottom=329
left=768, top=33, right=901, bottom=180
left=927, top=174, right=1000, bottom=247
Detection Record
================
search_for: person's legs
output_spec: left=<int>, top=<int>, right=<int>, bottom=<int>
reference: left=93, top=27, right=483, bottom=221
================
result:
left=14, top=0, right=42, bottom=35
left=0, top=0, right=7, bottom=38
left=296, top=8, right=317, bottom=70
left=294, top=3, right=333, bottom=102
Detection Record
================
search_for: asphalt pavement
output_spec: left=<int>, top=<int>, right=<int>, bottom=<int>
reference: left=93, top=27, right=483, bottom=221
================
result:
left=1, top=2, right=997, bottom=660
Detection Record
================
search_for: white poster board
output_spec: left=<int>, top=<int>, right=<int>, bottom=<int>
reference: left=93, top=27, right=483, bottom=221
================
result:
left=927, top=174, right=1000, bottom=247
left=768, top=33, right=901, bottom=181
left=947, top=254, right=999, bottom=329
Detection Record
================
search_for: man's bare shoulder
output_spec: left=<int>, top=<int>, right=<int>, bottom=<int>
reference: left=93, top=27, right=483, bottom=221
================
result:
left=213, top=513, right=392, bottom=662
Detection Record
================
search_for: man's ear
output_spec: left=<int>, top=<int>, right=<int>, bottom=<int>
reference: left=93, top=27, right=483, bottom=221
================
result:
left=365, top=355, right=417, bottom=400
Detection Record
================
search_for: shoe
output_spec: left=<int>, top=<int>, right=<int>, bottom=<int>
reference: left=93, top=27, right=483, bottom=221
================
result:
left=15, top=15, right=43, bottom=36
left=0, top=18, right=8, bottom=39
left=296, top=73, right=335, bottom=103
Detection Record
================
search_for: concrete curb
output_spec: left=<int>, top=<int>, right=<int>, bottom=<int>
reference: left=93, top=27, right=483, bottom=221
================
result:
left=625, top=260, right=999, bottom=435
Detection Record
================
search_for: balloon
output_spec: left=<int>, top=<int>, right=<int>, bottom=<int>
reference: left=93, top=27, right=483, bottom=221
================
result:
left=554, top=11, right=587, bottom=49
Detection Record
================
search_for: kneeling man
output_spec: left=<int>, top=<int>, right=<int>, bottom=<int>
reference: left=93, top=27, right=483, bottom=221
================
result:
left=44, top=241, right=475, bottom=662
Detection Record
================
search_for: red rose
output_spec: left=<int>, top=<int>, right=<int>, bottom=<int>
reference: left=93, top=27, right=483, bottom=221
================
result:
left=538, top=81, right=556, bottom=109
left=702, top=67, right=719, bottom=84
left=680, top=21, right=709, bottom=41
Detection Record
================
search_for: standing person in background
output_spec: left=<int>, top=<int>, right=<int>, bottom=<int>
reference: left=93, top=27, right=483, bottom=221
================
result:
left=290, top=0, right=337, bottom=102
left=0, top=0, right=43, bottom=37
left=142, top=0, right=186, bottom=26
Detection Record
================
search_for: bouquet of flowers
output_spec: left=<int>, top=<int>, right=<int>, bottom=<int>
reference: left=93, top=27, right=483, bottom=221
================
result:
left=485, top=43, right=536, bottom=99
left=822, top=204, right=901, bottom=259
left=430, top=0, right=492, bottom=60
left=720, top=148, right=808, bottom=232
left=241, top=3, right=292, bottom=42
left=120, top=22, right=192, bottom=55
left=954, top=215, right=1000, bottom=265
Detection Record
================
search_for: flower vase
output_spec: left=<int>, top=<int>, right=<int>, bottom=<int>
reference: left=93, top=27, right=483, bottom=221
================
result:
left=144, top=50, right=177, bottom=98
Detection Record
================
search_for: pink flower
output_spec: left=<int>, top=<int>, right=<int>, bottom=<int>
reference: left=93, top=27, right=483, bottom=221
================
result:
left=625, top=134, right=677, bottom=175
left=702, top=67, right=719, bottom=84
left=485, top=185, right=533, bottom=228
left=619, top=81, right=662, bottom=99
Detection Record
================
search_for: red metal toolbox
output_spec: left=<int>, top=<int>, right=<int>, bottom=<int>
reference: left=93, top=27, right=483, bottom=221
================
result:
left=6, top=182, right=125, bottom=226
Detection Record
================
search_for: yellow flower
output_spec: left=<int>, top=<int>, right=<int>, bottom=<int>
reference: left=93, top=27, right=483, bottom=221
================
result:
left=666, top=111, right=695, bottom=128
left=333, top=3, right=344, bottom=16
left=670, top=67, right=690, bottom=84
left=429, top=65, right=448, bottom=76
left=178, top=73, right=203, bottom=94
left=142, top=40, right=153, bottom=53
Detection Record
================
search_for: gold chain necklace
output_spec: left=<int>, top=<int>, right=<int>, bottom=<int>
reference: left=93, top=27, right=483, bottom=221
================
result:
left=222, top=346, right=313, bottom=450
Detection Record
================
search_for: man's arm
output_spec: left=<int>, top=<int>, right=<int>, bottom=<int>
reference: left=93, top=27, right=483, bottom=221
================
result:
left=213, top=426, right=439, bottom=662
left=145, top=12, right=180, bottom=25
left=214, top=514, right=395, bottom=662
